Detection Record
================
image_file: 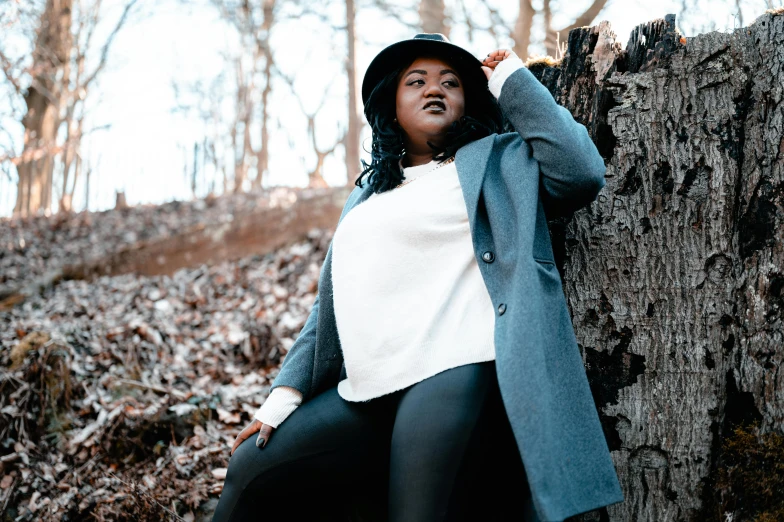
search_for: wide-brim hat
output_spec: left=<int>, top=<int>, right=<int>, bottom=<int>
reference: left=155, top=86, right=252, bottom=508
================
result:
left=361, top=33, right=486, bottom=107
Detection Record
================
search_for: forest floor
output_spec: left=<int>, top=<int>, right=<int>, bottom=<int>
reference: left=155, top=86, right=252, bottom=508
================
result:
left=0, top=189, right=333, bottom=521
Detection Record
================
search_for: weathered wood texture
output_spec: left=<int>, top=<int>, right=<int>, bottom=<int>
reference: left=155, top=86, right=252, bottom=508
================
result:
left=533, top=11, right=783, bottom=522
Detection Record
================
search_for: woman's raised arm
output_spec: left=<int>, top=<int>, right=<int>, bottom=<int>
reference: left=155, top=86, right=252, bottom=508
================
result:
left=484, top=51, right=607, bottom=217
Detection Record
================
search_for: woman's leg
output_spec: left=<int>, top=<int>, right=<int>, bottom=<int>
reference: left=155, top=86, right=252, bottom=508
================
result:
left=454, top=365, right=540, bottom=522
left=387, top=361, right=537, bottom=522
left=211, top=385, right=397, bottom=522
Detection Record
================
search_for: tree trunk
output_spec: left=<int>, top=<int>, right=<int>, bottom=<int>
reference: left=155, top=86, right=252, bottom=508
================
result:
left=83, top=156, right=90, bottom=211
left=14, top=0, right=73, bottom=217
left=512, top=0, right=534, bottom=59
left=60, top=115, right=80, bottom=213
left=418, top=0, right=449, bottom=37
left=192, top=141, right=199, bottom=197
left=344, top=0, right=361, bottom=186
left=232, top=57, right=250, bottom=193
left=255, top=49, right=272, bottom=190
left=114, top=190, right=128, bottom=210
left=62, top=148, right=81, bottom=213
left=528, top=11, right=784, bottom=521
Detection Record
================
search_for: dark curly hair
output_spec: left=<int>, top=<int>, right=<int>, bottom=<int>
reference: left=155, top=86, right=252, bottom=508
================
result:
left=357, top=54, right=510, bottom=194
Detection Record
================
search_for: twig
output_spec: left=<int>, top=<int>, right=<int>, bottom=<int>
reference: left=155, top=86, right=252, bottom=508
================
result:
left=106, top=470, right=188, bottom=522
left=57, top=449, right=104, bottom=488
left=113, top=378, right=187, bottom=399
left=0, top=477, right=17, bottom=516
left=0, top=452, right=19, bottom=463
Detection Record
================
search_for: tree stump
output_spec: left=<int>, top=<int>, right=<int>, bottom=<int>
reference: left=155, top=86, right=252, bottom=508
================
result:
left=531, top=11, right=783, bottom=522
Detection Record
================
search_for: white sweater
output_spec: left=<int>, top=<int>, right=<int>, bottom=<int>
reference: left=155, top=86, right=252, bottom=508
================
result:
left=254, top=55, right=525, bottom=428
left=331, top=157, right=496, bottom=401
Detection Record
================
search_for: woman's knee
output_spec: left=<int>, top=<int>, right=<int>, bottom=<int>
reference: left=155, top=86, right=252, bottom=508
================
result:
left=212, top=437, right=279, bottom=522
left=216, top=386, right=389, bottom=515
left=222, top=436, right=276, bottom=497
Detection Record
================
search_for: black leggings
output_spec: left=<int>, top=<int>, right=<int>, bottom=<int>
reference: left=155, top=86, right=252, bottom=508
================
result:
left=211, top=361, right=539, bottom=522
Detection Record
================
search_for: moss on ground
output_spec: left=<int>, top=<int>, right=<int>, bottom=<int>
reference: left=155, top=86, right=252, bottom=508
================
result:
left=714, top=423, right=784, bottom=521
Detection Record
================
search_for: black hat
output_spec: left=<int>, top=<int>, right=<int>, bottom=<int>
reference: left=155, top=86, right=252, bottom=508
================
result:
left=361, top=33, right=485, bottom=107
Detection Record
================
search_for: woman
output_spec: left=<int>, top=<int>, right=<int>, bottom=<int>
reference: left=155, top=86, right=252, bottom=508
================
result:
left=212, top=34, right=623, bottom=522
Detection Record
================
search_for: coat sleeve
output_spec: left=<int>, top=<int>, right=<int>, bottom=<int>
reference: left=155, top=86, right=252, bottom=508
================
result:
left=267, top=290, right=321, bottom=397
left=267, top=185, right=363, bottom=400
left=488, top=56, right=607, bottom=218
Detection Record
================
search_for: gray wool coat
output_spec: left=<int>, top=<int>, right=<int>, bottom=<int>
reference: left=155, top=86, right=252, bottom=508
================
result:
left=268, top=64, right=624, bottom=521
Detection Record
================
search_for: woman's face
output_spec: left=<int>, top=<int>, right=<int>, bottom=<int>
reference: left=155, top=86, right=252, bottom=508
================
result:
left=395, top=55, right=465, bottom=151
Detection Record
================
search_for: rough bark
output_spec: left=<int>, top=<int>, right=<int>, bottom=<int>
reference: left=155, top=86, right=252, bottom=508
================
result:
left=527, top=11, right=783, bottom=522
left=14, top=0, right=73, bottom=217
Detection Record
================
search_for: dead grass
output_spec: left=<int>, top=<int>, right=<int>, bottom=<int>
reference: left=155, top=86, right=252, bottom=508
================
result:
left=715, top=423, right=784, bottom=521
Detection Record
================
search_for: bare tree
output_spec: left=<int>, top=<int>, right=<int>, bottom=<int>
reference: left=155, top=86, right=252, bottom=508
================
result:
left=458, top=0, right=607, bottom=59
left=58, top=0, right=134, bottom=211
left=540, top=0, right=608, bottom=58
left=230, top=55, right=253, bottom=192
left=345, top=0, right=362, bottom=187
left=0, top=0, right=139, bottom=217
left=174, top=0, right=349, bottom=193
left=512, top=0, right=535, bottom=59
left=368, top=0, right=419, bottom=32
left=419, top=0, right=450, bottom=36
left=13, top=0, right=74, bottom=216
left=279, top=70, right=346, bottom=188
left=535, top=11, right=784, bottom=521
left=172, top=67, right=232, bottom=196
left=255, top=0, right=275, bottom=190
left=209, top=0, right=286, bottom=192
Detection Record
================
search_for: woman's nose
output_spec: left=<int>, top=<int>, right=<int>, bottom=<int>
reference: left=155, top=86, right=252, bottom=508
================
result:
left=423, top=81, right=445, bottom=97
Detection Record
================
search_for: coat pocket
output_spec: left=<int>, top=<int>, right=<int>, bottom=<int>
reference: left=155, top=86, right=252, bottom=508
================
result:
left=533, top=256, right=556, bottom=266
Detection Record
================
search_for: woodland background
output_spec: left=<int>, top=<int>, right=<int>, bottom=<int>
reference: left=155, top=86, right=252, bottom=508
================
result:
left=1, top=0, right=783, bottom=521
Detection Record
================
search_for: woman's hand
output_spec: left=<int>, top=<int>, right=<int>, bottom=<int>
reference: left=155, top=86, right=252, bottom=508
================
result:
left=481, top=49, right=519, bottom=80
left=230, top=419, right=275, bottom=455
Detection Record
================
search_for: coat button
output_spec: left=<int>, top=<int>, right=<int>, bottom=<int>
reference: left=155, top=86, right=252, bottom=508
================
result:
left=498, top=303, right=506, bottom=315
left=482, top=251, right=495, bottom=263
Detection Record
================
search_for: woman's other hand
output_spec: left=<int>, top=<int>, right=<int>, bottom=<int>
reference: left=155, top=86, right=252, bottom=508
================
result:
left=481, top=49, right=518, bottom=80
left=230, top=419, right=275, bottom=455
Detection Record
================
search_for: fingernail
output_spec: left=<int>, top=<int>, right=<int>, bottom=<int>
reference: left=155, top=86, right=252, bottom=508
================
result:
left=256, top=437, right=265, bottom=448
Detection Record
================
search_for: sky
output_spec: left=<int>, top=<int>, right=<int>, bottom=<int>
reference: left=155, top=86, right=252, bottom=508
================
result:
left=0, top=0, right=773, bottom=217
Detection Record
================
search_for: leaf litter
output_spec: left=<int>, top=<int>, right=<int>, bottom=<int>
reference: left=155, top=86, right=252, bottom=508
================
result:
left=0, top=192, right=333, bottom=521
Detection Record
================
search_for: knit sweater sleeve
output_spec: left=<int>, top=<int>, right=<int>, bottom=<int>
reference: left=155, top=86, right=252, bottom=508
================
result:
left=487, top=55, right=526, bottom=100
left=253, top=385, right=303, bottom=428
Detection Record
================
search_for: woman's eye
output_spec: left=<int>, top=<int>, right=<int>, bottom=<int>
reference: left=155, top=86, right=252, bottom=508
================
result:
left=407, top=79, right=458, bottom=86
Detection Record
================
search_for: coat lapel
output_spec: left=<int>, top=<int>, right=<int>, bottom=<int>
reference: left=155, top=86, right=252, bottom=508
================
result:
left=454, top=135, right=494, bottom=231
